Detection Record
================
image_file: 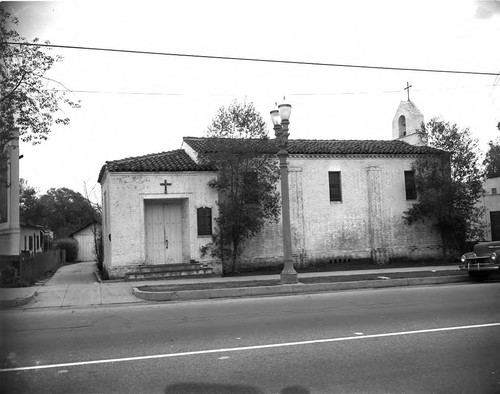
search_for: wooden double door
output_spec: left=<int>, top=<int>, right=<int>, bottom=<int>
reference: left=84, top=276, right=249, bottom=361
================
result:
left=145, top=202, right=182, bottom=264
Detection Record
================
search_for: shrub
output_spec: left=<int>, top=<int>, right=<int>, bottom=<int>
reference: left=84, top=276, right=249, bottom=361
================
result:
left=0, top=265, right=18, bottom=285
left=54, top=238, right=79, bottom=262
left=93, top=227, right=104, bottom=270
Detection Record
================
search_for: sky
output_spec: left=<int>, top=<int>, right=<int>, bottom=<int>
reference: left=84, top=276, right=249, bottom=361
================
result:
left=4, top=0, right=500, bottom=203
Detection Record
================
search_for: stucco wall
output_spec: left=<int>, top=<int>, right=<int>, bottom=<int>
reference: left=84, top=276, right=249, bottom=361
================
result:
left=102, top=154, right=443, bottom=277
left=240, top=155, right=442, bottom=269
left=103, top=171, right=218, bottom=277
left=392, top=101, right=424, bottom=142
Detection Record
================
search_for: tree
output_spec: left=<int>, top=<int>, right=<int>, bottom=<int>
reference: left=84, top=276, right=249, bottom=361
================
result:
left=483, top=138, right=500, bottom=179
left=206, top=99, right=268, bottom=139
left=19, top=178, right=43, bottom=225
left=39, top=187, right=100, bottom=238
left=404, top=118, right=484, bottom=256
left=0, top=6, right=80, bottom=151
left=83, top=182, right=104, bottom=268
left=19, top=181, right=101, bottom=238
left=200, top=99, right=281, bottom=274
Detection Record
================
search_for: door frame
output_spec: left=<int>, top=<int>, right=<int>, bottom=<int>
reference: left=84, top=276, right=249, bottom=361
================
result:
left=144, top=198, right=188, bottom=265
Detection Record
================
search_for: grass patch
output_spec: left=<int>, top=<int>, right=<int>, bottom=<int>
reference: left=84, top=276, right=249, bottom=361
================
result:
left=231, top=260, right=457, bottom=277
left=138, top=270, right=464, bottom=292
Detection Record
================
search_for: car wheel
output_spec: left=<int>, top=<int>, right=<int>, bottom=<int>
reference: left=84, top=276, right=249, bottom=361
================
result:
left=469, top=272, right=489, bottom=282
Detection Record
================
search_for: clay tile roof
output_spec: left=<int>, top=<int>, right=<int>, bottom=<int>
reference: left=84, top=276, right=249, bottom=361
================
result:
left=183, top=136, right=277, bottom=154
left=97, top=149, right=215, bottom=183
left=183, top=136, right=443, bottom=155
left=98, top=137, right=444, bottom=184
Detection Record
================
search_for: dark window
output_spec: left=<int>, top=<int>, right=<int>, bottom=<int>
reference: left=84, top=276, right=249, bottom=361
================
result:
left=399, top=115, right=407, bottom=137
left=329, top=172, right=342, bottom=202
left=493, top=188, right=497, bottom=195
left=243, top=172, right=258, bottom=204
left=197, top=207, right=212, bottom=236
left=405, top=171, right=417, bottom=200
left=29, top=236, right=33, bottom=251
left=491, top=211, right=500, bottom=241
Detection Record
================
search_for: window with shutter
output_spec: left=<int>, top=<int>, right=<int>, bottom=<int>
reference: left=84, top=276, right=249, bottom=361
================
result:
left=197, top=207, right=212, bottom=236
left=404, top=171, right=417, bottom=200
left=329, top=172, right=342, bottom=202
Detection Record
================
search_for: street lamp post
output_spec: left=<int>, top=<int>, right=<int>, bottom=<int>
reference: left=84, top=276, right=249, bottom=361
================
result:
left=270, top=99, right=298, bottom=284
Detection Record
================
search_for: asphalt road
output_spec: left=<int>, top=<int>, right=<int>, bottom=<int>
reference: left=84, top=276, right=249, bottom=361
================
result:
left=1, top=282, right=499, bottom=393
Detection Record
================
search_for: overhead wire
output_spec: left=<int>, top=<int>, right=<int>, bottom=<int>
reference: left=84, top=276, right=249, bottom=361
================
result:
left=5, top=41, right=500, bottom=77
left=44, top=85, right=497, bottom=97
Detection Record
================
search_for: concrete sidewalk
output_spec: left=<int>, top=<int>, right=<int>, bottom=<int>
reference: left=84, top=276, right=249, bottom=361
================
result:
left=0, top=261, right=468, bottom=309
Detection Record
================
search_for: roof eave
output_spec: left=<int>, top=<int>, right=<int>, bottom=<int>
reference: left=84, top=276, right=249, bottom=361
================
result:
left=97, top=164, right=108, bottom=184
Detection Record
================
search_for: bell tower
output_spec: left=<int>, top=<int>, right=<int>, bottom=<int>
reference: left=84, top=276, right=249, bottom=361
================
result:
left=392, top=83, right=425, bottom=146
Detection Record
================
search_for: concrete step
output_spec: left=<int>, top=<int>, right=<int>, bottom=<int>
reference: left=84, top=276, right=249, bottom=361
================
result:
left=124, top=263, right=216, bottom=281
left=132, top=263, right=208, bottom=273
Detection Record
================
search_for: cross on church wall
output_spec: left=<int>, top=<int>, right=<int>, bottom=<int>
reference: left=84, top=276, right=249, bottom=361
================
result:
left=160, top=179, right=172, bottom=194
left=404, top=82, right=412, bottom=101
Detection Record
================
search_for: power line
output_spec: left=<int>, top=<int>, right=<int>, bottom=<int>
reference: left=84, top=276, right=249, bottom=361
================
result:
left=6, top=41, right=500, bottom=77
left=49, top=89, right=401, bottom=96
left=45, top=85, right=497, bottom=97
left=49, top=89, right=186, bottom=96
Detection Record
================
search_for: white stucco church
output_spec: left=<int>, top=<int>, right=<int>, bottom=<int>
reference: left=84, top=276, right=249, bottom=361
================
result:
left=98, top=100, right=445, bottom=279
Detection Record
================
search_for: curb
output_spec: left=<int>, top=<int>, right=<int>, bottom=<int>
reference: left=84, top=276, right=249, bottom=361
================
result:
left=132, top=274, right=471, bottom=302
left=0, top=291, right=36, bottom=310
left=94, top=271, right=102, bottom=283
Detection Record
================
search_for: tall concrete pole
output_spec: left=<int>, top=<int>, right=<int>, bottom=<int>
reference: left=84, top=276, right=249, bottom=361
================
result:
left=274, top=119, right=298, bottom=284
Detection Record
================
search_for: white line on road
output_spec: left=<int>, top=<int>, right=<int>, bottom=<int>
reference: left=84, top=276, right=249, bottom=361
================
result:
left=2, top=322, right=499, bottom=372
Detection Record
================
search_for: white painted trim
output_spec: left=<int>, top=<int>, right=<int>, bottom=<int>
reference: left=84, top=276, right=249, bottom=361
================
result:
left=2, top=322, right=499, bottom=372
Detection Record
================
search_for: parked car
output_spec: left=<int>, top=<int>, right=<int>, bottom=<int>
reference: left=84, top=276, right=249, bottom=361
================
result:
left=460, top=241, right=500, bottom=281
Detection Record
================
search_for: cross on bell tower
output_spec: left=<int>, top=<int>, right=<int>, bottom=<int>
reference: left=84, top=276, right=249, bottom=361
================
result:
left=404, top=82, right=412, bottom=101
left=392, top=84, right=425, bottom=146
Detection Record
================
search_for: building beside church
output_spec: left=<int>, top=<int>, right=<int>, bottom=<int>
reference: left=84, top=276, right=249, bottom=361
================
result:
left=0, top=130, right=20, bottom=266
left=70, top=222, right=102, bottom=261
left=478, top=177, right=500, bottom=241
left=98, top=100, right=445, bottom=279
